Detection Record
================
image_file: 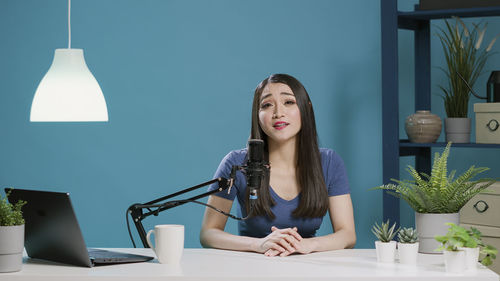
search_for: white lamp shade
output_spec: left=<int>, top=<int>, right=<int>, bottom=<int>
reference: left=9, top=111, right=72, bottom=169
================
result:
left=30, top=48, right=108, bottom=122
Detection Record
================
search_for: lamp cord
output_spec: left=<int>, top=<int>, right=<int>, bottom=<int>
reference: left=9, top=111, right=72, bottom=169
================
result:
left=68, top=0, right=71, bottom=49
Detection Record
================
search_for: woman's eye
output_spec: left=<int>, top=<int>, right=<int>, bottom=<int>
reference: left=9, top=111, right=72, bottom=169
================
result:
left=260, top=103, right=272, bottom=109
left=285, top=100, right=296, bottom=105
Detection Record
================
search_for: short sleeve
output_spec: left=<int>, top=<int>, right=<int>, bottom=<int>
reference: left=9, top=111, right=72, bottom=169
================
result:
left=207, top=151, right=239, bottom=200
left=323, top=149, right=350, bottom=196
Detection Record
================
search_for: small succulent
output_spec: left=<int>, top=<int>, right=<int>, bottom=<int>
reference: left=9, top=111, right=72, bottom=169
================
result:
left=372, top=220, right=400, bottom=243
left=398, top=227, right=419, bottom=244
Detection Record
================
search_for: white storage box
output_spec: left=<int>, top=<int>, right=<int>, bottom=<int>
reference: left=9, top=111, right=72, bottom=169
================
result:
left=461, top=182, right=500, bottom=274
left=474, top=103, right=500, bottom=144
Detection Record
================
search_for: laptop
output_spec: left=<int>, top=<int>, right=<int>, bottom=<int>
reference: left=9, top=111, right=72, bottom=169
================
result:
left=6, top=188, right=153, bottom=267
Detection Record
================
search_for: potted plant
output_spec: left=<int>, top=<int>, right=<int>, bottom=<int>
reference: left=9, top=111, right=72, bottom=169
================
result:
left=397, top=227, right=419, bottom=265
left=460, top=225, right=497, bottom=271
left=435, top=223, right=467, bottom=273
left=437, top=17, right=497, bottom=143
left=0, top=190, right=27, bottom=272
left=372, top=142, right=495, bottom=253
left=468, top=227, right=498, bottom=268
left=436, top=223, right=498, bottom=273
left=372, top=220, right=399, bottom=263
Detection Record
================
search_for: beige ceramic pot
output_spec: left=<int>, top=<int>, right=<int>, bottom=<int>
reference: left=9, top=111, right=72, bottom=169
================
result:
left=405, top=110, right=442, bottom=143
left=445, top=118, right=471, bottom=143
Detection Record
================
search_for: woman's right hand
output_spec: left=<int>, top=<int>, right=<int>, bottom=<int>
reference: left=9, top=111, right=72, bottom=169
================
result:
left=254, top=226, right=302, bottom=254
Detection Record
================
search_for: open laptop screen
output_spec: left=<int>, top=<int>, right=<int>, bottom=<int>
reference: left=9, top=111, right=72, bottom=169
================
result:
left=6, top=188, right=153, bottom=267
left=7, top=188, right=92, bottom=267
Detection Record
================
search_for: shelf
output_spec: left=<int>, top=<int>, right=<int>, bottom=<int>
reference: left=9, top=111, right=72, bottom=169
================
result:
left=399, top=140, right=500, bottom=157
left=398, top=6, right=500, bottom=30
left=381, top=0, right=500, bottom=224
left=399, top=6, right=500, bottom=20
left=400, top=140, right=500, bottom=148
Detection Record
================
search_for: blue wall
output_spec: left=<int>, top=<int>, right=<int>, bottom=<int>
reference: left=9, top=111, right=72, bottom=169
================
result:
left=1, top=0, right=499, bottom=249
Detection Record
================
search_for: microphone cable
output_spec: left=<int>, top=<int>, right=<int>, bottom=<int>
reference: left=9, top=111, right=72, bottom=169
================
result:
left=126, top=199, right=253, bottom=248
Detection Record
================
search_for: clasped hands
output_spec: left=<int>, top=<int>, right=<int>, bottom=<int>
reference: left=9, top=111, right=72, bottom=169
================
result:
left=257, top=226, right=314, bottom=257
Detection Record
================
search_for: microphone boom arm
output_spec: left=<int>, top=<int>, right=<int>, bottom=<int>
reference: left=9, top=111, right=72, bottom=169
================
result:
left=127, top=166, right=240, bottom=248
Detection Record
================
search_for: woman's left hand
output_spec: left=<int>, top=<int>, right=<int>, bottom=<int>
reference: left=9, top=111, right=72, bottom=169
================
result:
left=264, top=227, right=315, bottom=257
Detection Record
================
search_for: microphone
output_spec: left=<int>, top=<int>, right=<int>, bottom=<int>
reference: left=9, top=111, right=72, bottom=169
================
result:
left=246, top=139, right=266, bottom=210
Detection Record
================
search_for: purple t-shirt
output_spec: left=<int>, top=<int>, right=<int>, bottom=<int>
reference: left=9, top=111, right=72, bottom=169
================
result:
left=208, top=148, right=350, bottom=238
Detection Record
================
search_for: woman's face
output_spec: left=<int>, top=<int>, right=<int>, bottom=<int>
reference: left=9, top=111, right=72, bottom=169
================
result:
left=258, top=82, right=302, bottom=145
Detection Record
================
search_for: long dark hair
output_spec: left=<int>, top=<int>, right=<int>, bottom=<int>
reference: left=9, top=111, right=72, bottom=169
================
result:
left=246, top=74, right=328, bottom=218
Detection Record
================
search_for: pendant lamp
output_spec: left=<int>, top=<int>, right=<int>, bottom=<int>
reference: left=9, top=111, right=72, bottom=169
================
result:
left=30, top=0, right=108, bottom=122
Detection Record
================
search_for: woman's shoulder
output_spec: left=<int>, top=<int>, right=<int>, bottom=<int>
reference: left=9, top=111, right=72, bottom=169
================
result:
left=319, top=147, right=340, bottom=159
left=319, top=148, right=344, bottom=166
left=221, top=148, right=248, bottom=165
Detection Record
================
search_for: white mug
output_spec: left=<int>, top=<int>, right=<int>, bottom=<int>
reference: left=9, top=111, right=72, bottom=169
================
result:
left=147, top=224, right=184, bottom=264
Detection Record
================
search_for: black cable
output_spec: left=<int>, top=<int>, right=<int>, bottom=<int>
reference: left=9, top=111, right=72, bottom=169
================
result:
left=147, top=200, right=251, bottom=221
left=126, top=199, right=252, bottom=248
left=126, top=207, right=137, bottom=248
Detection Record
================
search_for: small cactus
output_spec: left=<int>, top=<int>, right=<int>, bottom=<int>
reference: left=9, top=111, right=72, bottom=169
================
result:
left=372, top=220, right=400, bottom=242
left=398, top=227, right=418, bottom=243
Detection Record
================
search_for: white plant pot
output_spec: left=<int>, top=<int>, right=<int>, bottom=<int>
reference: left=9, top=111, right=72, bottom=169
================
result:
left=443, top=250, right=466, bottom=273
left=445, top=118, right=471, bottom=143
left=415, top=212, right=459, bottom=253
left=375, top=241, right=396, bottom=263
left=0, top=225, right=24, bottom=273
left=459, top=247, right=480, bottom=271
left=398, top=242, right=419, bottom=265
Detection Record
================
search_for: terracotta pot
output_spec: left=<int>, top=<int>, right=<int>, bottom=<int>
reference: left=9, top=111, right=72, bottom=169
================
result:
left=405, top=110, right=442, bottom=143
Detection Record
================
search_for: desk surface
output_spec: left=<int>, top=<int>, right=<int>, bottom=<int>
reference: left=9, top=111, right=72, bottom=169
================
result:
left=2, top=248, right=499, bottom=281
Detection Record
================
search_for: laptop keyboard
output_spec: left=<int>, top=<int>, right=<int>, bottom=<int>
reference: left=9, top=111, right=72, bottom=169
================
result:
left=88, top=249, right=128, bottom=261
left=87, top=248, right=153, bottom=264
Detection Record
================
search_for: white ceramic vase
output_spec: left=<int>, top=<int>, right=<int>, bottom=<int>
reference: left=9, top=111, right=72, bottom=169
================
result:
left=443, top=250, right=466, bottom=273
left=0, top=224, right=24, bottom=273
left=375, top=241, right=396, bottom=263
left=398, top=242, right=419, bottom=265
left=415, top=212, right=459, bottom=253
left=459, top=247, right=480, bottom=271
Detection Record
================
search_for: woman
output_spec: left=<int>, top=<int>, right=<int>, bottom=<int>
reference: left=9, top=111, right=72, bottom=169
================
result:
left=200, top=74, right=355, bottom=257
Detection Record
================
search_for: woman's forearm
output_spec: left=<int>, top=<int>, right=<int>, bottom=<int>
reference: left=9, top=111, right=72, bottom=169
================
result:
left=200, top=228, right=262, bottom=252
left=307, top=228, right=356, bottom=252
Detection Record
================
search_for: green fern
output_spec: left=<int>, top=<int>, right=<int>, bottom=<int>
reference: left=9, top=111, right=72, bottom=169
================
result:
left=371, top=142, right=495, bottom=213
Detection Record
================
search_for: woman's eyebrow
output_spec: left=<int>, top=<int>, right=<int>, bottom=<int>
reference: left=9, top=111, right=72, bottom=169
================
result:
left=280, top=92, right=294, bottom=97
left=260, top=93, right=272, bottom=102
left=260, top=92, right=294, bottom=102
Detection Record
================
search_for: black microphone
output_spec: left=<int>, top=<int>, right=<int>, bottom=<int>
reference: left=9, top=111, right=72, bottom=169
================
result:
left=246, top=139, right=266, bottom=209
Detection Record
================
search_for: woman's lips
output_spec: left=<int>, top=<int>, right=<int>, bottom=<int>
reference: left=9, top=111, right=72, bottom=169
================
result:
left=273, top=121, right=289, bottom=130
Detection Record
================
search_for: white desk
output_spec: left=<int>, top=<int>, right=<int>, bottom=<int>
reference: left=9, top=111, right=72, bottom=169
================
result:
left=1, top=248, right=499, bottom=281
